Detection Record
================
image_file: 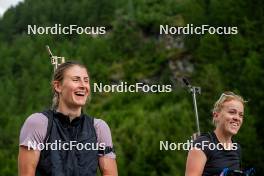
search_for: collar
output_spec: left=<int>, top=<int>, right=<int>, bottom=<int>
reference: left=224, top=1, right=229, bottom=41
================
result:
left=53, top=110, right=84, bottom=126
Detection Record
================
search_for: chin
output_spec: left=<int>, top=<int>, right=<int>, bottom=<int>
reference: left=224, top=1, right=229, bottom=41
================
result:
left=76, top=102, right=86, bottom=106
left=228, top=128, right=239, bottom=135
left=70, top=101, right=85, bottom=108
left=73, top=98, right=87, bottom=106
left=230, top=131, right=238, bottom=135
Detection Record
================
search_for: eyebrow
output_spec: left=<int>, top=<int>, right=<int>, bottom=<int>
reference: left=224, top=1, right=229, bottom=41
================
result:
left=71, top=76, right=89, bottom=79
left=226, top=107, right=244, bottom=113
left=70, top=76, right=89, bottom=78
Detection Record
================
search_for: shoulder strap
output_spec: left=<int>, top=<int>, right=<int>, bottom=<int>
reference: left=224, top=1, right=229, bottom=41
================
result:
left=207, top=132, right=216, bottom=143
left=41, top=110, right=54, bottom=142
left=198, top=132, right=215, bottom=142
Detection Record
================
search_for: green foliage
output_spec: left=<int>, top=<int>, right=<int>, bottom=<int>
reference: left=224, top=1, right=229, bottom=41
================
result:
left=88, top=92, right=193, bottom=176
left=0, top=0, right=263, bottom=175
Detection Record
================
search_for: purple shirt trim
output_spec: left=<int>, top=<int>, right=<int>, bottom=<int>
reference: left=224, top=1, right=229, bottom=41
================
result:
left=19, top=113, right=116, bottom=159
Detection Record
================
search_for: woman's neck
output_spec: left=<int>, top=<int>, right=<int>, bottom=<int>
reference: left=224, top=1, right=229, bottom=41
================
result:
left=214, top=128, right=232, bottom=144
left=57, top=103, right=82, bottom=121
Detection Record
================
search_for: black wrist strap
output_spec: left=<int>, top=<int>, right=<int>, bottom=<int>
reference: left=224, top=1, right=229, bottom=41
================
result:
left=98, top=146, right=115, bottom=155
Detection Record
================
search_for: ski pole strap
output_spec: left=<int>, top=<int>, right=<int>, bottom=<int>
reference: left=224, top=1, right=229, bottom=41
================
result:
left=220, top=168, right=243, bottom=176
left=220, top=168, right=255, bottom=176
left=244, top=168, right=256, bottom=176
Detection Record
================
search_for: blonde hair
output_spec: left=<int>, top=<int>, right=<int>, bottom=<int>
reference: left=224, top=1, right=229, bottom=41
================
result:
left=51, top=61, right=89, bottom=110
left=212, top=91, right=246, bottom=125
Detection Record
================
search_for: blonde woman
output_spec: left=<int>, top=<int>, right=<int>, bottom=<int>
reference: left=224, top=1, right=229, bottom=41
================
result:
left=18, top=61, right=118, bottom=176
left=185, top=91, right=245, bottom=176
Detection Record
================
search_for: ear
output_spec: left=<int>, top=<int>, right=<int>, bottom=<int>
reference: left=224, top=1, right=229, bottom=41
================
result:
left=213, top=112, right=218, bottom=118
left=53, top=80, right=62, bottom=93
left=213, top=111, right=219, bottom=123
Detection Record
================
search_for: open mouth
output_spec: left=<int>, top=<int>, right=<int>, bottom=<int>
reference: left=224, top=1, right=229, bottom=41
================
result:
left=230, top=122, right=239, bottom=128
left=74, top=91, right=86, bottom=97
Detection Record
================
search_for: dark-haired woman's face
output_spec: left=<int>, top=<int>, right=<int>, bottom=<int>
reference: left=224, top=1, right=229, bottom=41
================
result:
left=56, top=65, right=90, bottom=109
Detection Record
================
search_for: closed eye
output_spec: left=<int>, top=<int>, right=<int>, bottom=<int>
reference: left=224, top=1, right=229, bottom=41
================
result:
left=228, top=110, right=236, bottom=114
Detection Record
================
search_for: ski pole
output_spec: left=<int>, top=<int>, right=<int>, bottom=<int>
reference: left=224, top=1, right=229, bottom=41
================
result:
left=183, top=78, right=201, bottom=136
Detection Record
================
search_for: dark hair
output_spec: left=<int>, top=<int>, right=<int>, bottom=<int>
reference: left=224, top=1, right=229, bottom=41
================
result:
left=51, top=61, right=89, bottom=109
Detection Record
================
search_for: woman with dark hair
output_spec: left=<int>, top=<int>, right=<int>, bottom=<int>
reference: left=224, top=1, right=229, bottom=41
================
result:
left=185, top=91, right=246, bottom=176
left=18, top=61, right=118, bottom=176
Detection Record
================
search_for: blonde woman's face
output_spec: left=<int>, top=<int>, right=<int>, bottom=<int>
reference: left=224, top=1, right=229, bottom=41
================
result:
left=213, top=100, right=244, bottom=135
left=55, top=65, right=90, bottom=109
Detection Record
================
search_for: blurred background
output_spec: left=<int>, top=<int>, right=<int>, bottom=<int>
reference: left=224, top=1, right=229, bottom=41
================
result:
left=0, top=0, right=263, bottom=175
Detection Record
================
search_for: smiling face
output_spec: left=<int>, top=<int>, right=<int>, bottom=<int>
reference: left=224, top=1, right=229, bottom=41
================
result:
left=213, top=100, right=244, bottom=135
left=54, top=65, right=90, bottom=110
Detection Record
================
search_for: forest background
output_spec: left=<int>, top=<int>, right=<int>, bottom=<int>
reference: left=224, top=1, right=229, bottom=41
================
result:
left=0, top=0, right=263, bottom=175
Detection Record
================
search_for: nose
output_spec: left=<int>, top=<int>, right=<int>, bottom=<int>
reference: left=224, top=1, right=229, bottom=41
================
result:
left=78, top=79, right=85, bottom=88
left=232, top=113, right=241, bottom=121
left=79, top=79, right=89, bottom=89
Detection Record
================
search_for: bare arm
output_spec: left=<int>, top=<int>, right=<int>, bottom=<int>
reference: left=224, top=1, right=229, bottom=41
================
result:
left=18, top=146, right=40, bottom=176
left=99, top=156, right=118, bottom=176
left=185, top=148, right=207, bottom=176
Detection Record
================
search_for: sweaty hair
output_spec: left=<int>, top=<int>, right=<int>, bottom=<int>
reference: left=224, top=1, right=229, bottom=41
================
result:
left=212, top=91, right=246, bottom=125
left=51, top=61, right=88, bottom=109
